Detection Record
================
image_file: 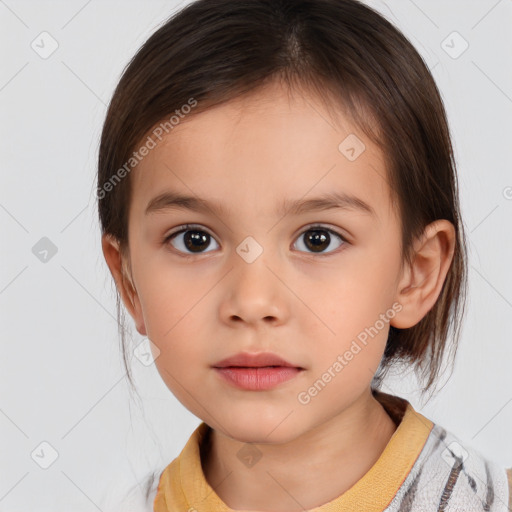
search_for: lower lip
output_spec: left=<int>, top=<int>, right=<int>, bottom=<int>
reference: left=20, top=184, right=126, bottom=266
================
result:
left=214, top=366, right=303, bottom=390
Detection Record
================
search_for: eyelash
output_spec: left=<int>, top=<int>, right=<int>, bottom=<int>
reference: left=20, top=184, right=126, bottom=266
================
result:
left=162, top=223, right=348, bottom=258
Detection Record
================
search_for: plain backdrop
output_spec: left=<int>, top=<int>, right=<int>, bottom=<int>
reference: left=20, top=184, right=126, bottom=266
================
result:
left=1, top=0, right=511, bottom=510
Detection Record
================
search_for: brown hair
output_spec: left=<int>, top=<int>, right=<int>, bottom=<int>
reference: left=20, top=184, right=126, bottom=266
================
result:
left=97, top=0, right=467, bottom=402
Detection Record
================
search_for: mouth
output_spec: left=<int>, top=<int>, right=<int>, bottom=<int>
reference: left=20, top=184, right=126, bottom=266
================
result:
left=221, top=365, right=293, bottom=368
left=212, top=351, right=303, bottom=370
left=213, top=366, right=304, bottom=391
left=211, top=351, right=305, bottom=390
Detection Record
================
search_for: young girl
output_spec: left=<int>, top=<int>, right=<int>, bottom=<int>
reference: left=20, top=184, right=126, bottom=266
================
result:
left=97, top=0, right=512, bottom=510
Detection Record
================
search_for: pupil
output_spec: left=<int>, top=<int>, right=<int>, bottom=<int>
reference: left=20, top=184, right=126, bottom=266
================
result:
left=185, top=231, right=209, bottom=252
left=181, top=229, right=330, bottom=253
left=306, top=229, right=329, bottom=252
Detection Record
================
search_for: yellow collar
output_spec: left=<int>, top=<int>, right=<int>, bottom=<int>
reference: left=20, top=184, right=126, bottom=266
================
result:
left=154, top=392, right=433, bottom=511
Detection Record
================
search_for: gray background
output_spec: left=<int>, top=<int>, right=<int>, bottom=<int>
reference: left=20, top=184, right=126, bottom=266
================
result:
left=1, top=0, right=511, bottom=510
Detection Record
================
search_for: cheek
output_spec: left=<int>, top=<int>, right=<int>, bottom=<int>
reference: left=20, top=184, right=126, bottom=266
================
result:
left=304, top=247, right=400, bottom=371
left=133, top=261, right=211, bottom=371
left=134, top=257, right=204, bottom=341
left=146, top=289, right=207, bottom=407
left=301, top=295, right=391, bottom=408
left=316, top=249, right=400, bottom=328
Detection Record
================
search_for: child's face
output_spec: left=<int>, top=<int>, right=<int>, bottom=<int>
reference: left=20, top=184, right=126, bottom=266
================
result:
left=122, top=81, right=405, bottom=442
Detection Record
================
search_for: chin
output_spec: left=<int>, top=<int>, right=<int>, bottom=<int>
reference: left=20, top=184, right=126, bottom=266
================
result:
left=214, top=412, right=305, bottom=445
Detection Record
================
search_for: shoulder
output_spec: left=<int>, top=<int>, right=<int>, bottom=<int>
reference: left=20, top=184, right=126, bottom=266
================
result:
left=388, top=422, right=511, bottom=511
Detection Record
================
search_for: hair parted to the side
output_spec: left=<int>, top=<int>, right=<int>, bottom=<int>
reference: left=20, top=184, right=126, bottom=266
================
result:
left=97, top=0, right=467, bottom=403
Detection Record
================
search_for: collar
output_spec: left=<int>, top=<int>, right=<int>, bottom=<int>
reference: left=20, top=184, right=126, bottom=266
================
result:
left=154, top=391, right=434, bottom=511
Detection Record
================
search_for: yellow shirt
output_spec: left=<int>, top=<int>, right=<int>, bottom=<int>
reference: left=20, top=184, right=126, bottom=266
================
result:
left=153, top=391, right=512, bottom=511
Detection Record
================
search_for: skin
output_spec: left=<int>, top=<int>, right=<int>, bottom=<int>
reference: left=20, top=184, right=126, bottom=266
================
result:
left=102, top=80, right=455, bottom=511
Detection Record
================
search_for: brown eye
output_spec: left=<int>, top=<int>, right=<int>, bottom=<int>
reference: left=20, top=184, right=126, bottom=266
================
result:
left=293, top=226, right=345, bottom=254
left=165, top=225, right=219, bottom=255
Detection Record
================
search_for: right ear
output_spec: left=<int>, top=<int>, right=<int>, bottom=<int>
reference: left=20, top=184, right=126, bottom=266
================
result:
left=101, top=234, right=147, bottom=336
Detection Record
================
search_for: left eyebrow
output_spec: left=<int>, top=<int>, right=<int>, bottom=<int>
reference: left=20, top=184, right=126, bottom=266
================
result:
left=278, top=191, right=375, bottom=217
left=144, top=190, right=375, bottom=217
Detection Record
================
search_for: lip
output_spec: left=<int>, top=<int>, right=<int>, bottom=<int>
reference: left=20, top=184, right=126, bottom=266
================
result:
left=212, top=351, right=302, bottom=369
left=212, top=352, right=304, bottom=391
left=214, top=367, right=303, bottom=390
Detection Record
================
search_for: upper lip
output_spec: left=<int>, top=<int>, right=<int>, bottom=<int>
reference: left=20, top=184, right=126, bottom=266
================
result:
left=213, top=352, right=302, bottom=369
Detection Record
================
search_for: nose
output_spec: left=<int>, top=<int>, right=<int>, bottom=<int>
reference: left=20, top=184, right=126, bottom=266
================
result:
left=219, top=248, right=289, bottom=328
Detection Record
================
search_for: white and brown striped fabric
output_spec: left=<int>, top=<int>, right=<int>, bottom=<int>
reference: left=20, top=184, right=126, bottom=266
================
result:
left=378, top=422, right=511, bottom=511
left=108, top=392, right=512, bottom=511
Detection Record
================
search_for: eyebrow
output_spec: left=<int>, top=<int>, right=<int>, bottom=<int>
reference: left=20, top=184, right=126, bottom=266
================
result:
left=145, top=190, right=375, bottom=217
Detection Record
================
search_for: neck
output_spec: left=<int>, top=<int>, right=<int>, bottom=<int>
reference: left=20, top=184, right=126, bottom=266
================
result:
left=201, top=389, right=398, bottom=512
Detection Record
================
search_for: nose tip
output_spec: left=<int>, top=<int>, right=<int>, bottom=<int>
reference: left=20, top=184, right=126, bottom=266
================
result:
left=221, top=254, right=287, bottom=327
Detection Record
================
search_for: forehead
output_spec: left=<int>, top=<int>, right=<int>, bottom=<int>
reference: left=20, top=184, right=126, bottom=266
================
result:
left=130, top=82, right=393, bottom=222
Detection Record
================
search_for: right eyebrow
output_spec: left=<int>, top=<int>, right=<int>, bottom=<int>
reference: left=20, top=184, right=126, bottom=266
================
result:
left=145, top=191, right=229, bottom=217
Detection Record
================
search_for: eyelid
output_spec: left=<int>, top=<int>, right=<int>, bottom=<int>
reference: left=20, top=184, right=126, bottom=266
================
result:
left=163, top=223, right=218, bottom=246
left=166, top=223, right=214, bottom=237
left=163, top=223, right=219, bottom=258
left=164, top=222, right=349, bottom=257
left=164, top=223, right=348, bottom=242
left=295, top=223, right=349, bottom=241
left=291, top=223, right=348, bottom=256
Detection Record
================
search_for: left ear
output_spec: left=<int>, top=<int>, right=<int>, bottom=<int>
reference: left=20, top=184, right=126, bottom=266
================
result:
left=390, top=219, right=456, bottom=329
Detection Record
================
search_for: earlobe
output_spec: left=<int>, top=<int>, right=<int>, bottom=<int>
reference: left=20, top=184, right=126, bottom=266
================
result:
left=390, top=220, right=456, bottom=329
left=101, top=234, right=147, bottom=336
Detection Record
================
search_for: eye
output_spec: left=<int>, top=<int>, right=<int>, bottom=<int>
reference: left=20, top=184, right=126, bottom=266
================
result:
left=163, top=223, right=347, bottom=257
left=293, top=225, right=346, bottom=254
left=164, top=224, right=219, bottom=255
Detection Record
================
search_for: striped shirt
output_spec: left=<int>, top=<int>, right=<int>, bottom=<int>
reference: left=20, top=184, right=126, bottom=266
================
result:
left=110, top=392, right=512, bottom=511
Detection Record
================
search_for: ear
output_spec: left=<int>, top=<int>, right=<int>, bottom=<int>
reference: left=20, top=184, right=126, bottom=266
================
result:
left=391, top=220, right=456, bottom=329
left=101, top=234, right=147, bottom=336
